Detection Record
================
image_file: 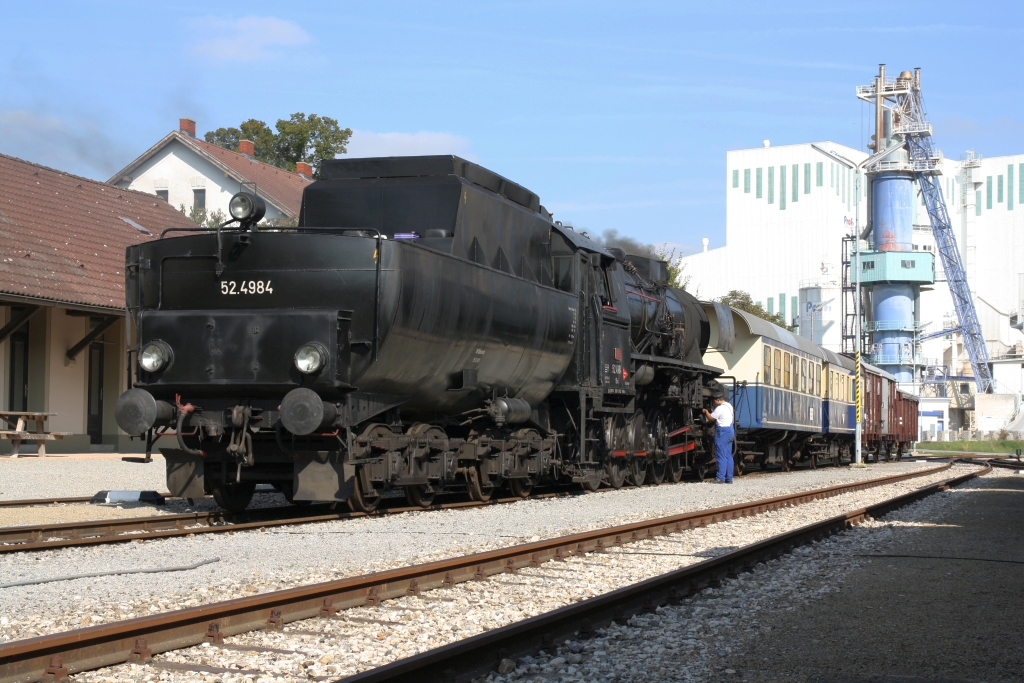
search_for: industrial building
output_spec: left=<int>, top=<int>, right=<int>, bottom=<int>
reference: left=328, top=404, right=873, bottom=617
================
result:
left=680, top=68, right=1024, bottom=438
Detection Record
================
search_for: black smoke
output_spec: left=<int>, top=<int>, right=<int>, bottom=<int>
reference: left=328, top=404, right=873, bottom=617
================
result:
left=597, top=229, right=657, bottom=259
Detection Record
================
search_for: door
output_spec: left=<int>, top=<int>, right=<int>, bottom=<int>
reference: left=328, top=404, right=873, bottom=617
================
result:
left=9, top=330, right=28, bottom=411
left=87, top=341, right=104, bottom=443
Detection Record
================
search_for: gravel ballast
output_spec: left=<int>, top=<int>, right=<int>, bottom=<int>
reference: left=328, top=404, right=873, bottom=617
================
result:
left=0, top=462, right=941, bottom=645
left=0, top=456, right=167, bottom=501
left=0, top=461, right=972, bottom=682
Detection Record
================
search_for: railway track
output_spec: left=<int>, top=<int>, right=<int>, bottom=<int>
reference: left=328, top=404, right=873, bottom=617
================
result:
left=0, top=461, right=969, bottom=683
left=0, top=465, right=835, bottom=554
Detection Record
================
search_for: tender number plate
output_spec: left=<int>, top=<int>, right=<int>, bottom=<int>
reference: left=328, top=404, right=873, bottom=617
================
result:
left=220, top=280, right=273, bottom=295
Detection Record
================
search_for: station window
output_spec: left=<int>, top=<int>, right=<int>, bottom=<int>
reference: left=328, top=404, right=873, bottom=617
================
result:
left=976, top=190, right=982, bottom=216
left=998, top=175, right=1004, bottom=203
left=763, top=346, right=772, bottom=385
left=193, top=188, right=206, bottom=210
left=768, top=167, right=775, bottom=204
left=800, top=359, right=807, bottom=393
left=792, top=164, right=799, bottom=202
left=732, top=170, right=739, bottom=188
left=756, top=168, right=763, bottom=198
left=156, top=189, right=168, bottom=202
left=816, top=161, right=823, bottom=187
left=744, top=169, right=751, bottom=193
left=987, top=176, right=993, bottom=209
left=1019, top=163, right=1024, bottom=204
left=804, top=163, right=811, bottom=194
left=774, top=350, right=782, bottom=386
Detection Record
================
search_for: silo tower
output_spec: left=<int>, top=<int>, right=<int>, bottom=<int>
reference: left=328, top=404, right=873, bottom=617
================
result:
left=856, top=66, right=936, bottom=383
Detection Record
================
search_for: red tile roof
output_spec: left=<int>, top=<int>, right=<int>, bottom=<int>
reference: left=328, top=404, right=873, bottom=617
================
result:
left=0, top=153, right=196, bottom=311
left=183, top=136, right=311, bottom=215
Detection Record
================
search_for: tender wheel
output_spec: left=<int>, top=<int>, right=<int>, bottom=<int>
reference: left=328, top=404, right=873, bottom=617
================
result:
left=211, top=481, right=256, bottom=513
left=348, top=465, right=383, bottom=513
left=508, top=477, right=534, bottom=498
left=468, top=465, right=494, bottom=502
left=405, top=484, right=436, bottom=508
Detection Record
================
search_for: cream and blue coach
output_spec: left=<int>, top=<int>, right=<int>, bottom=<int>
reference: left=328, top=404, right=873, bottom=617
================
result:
left=702, top=303, right=856, bottom=470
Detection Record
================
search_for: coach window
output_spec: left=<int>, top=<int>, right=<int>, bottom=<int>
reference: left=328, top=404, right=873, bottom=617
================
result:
left=800, top=359, right=807, bottom=393
left=763, top=347, right=772, bottom=385
left=783, top=353, right=791, bottom=388
left=774, top=350, right=782, bottom=385
left=793, top=356, right=800, bottom=391
left=815, top=364, right=821, bottom=395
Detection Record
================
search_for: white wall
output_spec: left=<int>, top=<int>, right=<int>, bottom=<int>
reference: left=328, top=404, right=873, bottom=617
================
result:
left=121, top=140, right=289, bottom=224
left=682, top=141, right=868, bottom=322
left=46, top=309, right=88, bottom=435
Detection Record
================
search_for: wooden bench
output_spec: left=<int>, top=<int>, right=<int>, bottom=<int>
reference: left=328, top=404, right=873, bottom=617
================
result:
left=0, top=413, right=71, bottom=457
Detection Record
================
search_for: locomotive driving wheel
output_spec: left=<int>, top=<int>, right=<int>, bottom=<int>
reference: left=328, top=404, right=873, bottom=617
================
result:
left=405, top=484, right=436, bottom=508
left=646, top=411, right=668, bottom=485
left=626, top=411, right=650, bottom=486
left=604, top=415, right=628, bottom=489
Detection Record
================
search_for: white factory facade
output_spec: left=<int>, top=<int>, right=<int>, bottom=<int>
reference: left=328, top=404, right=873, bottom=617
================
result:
left=680, top=141, right=1024, bottom=436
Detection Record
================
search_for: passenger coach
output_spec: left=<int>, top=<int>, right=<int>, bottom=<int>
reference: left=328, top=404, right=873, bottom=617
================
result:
left=702, top=304, right=857, bottom=471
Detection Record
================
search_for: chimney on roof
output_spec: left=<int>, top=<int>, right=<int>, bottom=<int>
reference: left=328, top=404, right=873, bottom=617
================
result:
left=179, top=118, right=196, bottom=137
left=295, top=161, right=313, bottom=180
left=239, top=140, right=255, bottom=158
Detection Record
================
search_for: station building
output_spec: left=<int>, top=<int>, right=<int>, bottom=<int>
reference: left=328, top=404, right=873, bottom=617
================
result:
left=0, top=152, right=195, bottom=453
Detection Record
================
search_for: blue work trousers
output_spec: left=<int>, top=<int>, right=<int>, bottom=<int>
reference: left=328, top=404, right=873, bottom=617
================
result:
left=715, top=425, right=735, bottom=482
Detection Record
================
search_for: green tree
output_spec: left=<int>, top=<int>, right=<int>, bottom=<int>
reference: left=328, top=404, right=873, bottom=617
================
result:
left=180, top=204, right=227, bottom=228
left=204, top=113, right=351, bottom=176
left=654, top=245, right=691, bottom=291
left=716, top=289, right=788, bottom=328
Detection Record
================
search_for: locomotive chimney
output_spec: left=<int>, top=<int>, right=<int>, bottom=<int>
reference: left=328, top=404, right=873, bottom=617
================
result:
left=295, top=161, right=313, bottom=179
left=179, top=118, right=196, bottom=138
left=238, top=140, right=255, bottom=158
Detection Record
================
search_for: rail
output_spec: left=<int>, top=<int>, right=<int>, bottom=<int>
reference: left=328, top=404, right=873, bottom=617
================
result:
left=0, top=462, right=964, bottom=682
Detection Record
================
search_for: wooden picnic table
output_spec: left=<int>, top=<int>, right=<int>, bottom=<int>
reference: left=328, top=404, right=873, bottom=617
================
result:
left=0, top=412, right=70, bottom=457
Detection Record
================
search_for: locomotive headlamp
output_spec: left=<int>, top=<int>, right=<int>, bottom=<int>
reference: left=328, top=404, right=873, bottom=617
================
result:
left=228, top=192, right=267, bottom=223
left=294, top=343, right=327, bottom=374
left=139, top=341, right=172, bottom=373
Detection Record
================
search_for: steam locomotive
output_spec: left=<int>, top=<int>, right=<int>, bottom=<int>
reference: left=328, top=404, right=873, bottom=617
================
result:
left=115, top=156, right=724, bottom=511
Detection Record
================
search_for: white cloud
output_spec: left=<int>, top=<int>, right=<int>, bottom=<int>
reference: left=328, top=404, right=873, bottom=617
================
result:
left=190, top=16, right=311, bottom=62
left=343, top=130, right=476, bottom=160
left=0, top=109, right=130, bottom=179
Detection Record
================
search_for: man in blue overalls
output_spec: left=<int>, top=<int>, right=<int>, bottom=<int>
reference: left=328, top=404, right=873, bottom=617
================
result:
left=703, top=390, right=735, bottom=483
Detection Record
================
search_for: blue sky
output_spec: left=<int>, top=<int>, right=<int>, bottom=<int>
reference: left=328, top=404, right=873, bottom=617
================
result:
left=2, top=1, right=1021, bottom=254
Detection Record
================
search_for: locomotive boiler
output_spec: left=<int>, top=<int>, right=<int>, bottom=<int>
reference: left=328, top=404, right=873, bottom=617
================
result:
left=115, top=156, right=722, bottom=511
